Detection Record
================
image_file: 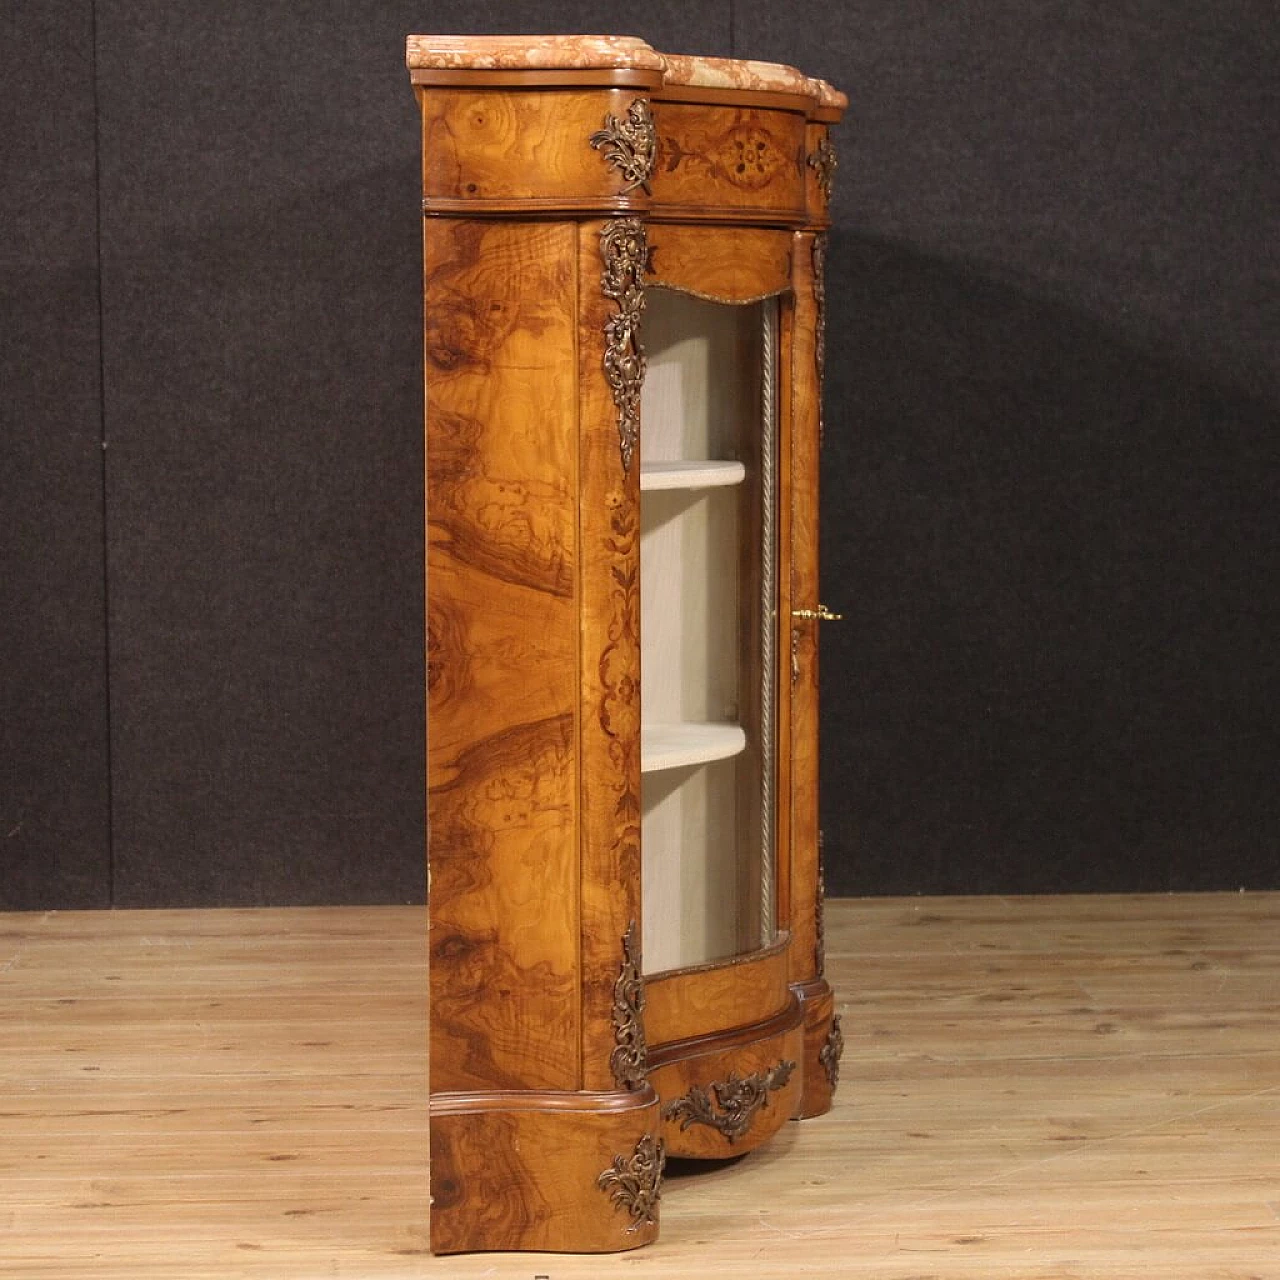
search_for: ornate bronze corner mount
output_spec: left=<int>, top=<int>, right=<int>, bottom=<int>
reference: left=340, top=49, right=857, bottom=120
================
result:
left=819, top=1013, right=844, bottom=1091
left=590, top=98, right=657, bottom=195
left=807, top=132, right=838, bottom=200
left=662, top=1059, right=796, bottom=1144
left=597, top=1133, right=665, bottom=1231
left=811, top=232, right=827, bottom=377
left=811, top=231, right=828, bottom=447
left=600, top=217, right=648, bottom=473
left=610, top=920, right=649, bottom=1090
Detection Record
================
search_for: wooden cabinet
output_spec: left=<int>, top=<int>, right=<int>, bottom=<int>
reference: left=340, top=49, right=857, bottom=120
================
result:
left=408, top=35, right=846, bottom=1254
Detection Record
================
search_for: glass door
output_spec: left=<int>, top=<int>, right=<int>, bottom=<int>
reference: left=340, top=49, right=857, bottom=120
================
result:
left=639, top=288, right=778, bottom=973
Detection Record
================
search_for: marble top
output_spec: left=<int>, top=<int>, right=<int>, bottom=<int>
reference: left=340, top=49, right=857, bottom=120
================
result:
left=406, top=35, right=844, bottom=112
left=405, top=35, right=665, bottom=72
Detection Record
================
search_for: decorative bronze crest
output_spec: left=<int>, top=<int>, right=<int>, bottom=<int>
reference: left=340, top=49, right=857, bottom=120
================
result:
left=807, top=132, right=838, bottom=200
left=600, top=218, right=648, bottom=473
left=597, top=1133, right=665, bottom=1231
left=590, top=98, right=657, bottom=194
left=662, top=1059, right=796, bottom=1143
left=610, top=920, right=648, bottom=1090
left=819, top=1014, right=844, bottom=1090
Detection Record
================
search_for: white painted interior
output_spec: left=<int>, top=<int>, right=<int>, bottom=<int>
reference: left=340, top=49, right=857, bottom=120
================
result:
left=639, top=460, right=746, bottom=491
left=639, top=289, right=765, bottom=974
left=642, top=723, right=747, bottom=773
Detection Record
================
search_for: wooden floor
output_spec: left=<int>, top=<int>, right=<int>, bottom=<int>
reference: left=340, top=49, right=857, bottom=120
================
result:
left=2, top=895, right=1277, bottom=1278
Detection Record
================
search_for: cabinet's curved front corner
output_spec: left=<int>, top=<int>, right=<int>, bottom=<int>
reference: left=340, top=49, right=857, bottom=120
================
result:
left=792, top=976, right=843, bottom=1118
left=430, top=1088, right=664, bottom=1254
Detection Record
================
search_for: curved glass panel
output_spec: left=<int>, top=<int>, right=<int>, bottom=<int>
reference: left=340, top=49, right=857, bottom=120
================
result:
left=639, top=289, right=778, bottom=974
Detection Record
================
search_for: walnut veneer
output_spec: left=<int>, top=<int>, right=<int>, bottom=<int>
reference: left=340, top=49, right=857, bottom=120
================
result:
left=410, top=35, right=846, bottom=1254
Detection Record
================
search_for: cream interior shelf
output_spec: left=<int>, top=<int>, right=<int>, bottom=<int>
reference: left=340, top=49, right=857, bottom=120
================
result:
left=641, top=722, right=747, bottom=774
left=639, top=460, right=747, bottom=491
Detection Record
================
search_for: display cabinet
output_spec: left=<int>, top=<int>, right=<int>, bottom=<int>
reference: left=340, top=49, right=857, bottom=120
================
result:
left=409, top=35, right=846, bottom=1254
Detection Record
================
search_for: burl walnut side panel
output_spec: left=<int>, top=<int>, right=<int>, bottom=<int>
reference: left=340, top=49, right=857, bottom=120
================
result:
left=425, top=218, right=583, bottom=1094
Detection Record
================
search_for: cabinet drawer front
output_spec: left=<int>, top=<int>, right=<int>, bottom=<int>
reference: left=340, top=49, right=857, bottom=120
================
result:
left=650, top=102, right=808, bottom=224
left=420, top=86, right=652, bottom=214
left=649, top=1008, right=805, bottom=1158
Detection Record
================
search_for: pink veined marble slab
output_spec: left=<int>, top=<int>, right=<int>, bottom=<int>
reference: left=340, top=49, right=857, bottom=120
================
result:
left=405, top=34, right=665, bottom=72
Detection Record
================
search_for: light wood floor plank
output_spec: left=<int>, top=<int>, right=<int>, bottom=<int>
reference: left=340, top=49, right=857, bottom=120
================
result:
left=1, top=894, right=1277, bottom=1278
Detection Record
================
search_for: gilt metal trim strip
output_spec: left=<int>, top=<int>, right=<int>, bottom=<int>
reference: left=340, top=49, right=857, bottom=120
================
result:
left=760, top=300, right=778, bottom=947
left=597, top=1133, right=665, bottom=1231
left=590, top=98, right=656, bottom=194
left=600, top=218, right=648, bottom=473
left=662, top=1059, right=796, bottom=1144
left=609, top=920, right=649, bottom=1090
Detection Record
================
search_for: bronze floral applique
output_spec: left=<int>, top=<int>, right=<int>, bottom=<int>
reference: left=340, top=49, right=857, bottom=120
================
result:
left=597, top=1133, right=665, bottom=1230
left=591, top=99, right=656, bottom=194
left=663, top=1060, right=796, bottom=1143
left=807, top=132, right=838, bottom=200
left=819, top=1014, right=844, bottom=1090
left=600, top=218, right=648, bottom=472
left=610, top=920, right=648, bottom=1090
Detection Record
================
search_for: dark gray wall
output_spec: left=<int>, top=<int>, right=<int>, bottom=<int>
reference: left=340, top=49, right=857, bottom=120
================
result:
left=770, top=1, right=1280, bottom=894
left=2, top=3, right=1276, bottom=906
left=1, top=1, right=111, bottom=908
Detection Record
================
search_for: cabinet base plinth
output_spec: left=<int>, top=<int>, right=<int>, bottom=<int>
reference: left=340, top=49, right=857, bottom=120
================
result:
left=429, top=1087, right=663, bottom=1254
left=793, top=978, right=841, bottom=1118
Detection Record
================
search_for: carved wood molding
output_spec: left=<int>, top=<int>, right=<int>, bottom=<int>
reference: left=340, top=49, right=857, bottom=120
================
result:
left=819, top=1013, right=844, bottom=1091
left=600, top=218, right=648, bottom=472
left=662, top=1059, right=796, bottom=1143
left=597, top=1133, right=665, bottom=1231
left=807, top=132, right=838, bottom=200
left=610, top=920, right=649, bottom=1090
left=590, top=98, right=657, bottom=194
